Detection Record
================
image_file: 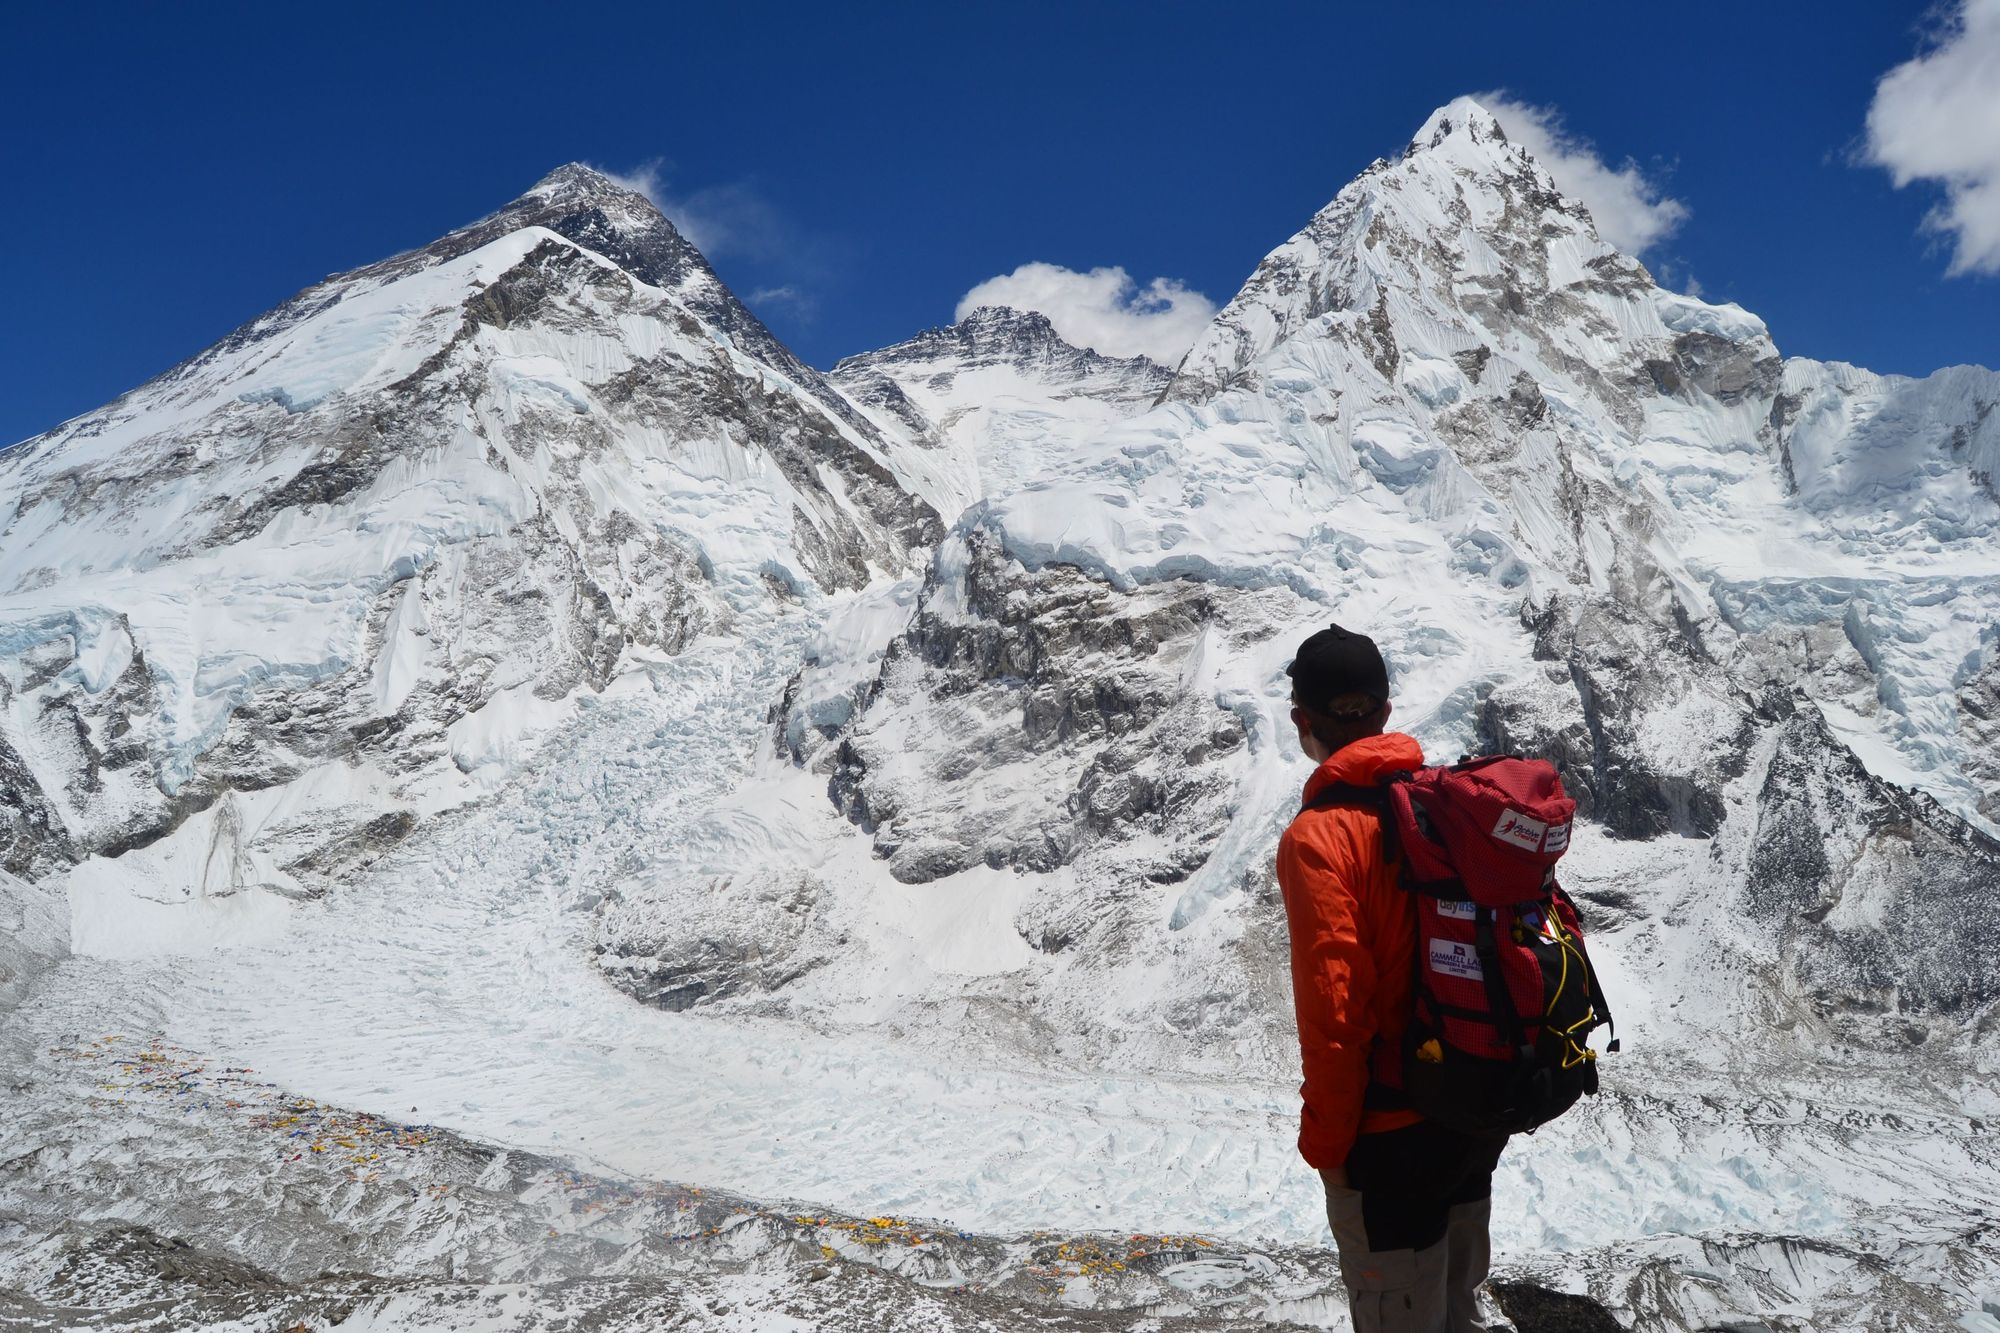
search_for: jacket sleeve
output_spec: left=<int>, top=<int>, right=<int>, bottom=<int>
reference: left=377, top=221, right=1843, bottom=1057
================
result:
left=1276, top=817, right=1380, bottom=1170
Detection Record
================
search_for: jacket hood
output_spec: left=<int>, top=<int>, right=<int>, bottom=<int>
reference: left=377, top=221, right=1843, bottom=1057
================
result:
left=1300, top=732, right=1425, bottom=806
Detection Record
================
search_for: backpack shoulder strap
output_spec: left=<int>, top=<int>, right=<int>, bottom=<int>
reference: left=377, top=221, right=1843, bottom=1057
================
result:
left=1299, top=781, right=1391, bottom=813
left=1299, top=776, right=1409, bottom=868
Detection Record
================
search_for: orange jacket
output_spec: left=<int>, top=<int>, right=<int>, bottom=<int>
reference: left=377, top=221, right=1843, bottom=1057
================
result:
left=1276, top=731, right=1426, bottom=1169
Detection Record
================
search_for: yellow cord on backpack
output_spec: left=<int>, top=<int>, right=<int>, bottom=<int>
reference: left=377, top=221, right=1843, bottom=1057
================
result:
left=1541, top=909, right=1599, bottom=1070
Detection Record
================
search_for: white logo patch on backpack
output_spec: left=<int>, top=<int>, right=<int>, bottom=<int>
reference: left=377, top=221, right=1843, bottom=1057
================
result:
left=1490, top=809, right=1547, bottom=851
left=1429, top=938, right=1483, bottom=980
left=1542, top=821, right=1571, bottom=853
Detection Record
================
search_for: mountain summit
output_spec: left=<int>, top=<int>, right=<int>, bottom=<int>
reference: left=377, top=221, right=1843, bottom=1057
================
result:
left=1169, top=93, right=1694, bottom=407
left=461, top=162, right=870, bottom=432
left=521, top=161, right=637, bottom=206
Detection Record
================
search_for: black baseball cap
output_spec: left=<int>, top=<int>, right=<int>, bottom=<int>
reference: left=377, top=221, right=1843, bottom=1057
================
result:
left=1286, top=623, right=1389, bottom=716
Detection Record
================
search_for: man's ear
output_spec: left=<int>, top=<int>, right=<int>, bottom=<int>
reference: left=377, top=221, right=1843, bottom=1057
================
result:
left=1382, top=701, right=1393, bottom=727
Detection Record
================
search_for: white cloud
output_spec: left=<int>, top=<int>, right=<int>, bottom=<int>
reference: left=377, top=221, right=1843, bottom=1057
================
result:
left=747, top=284, right=816, bottom=321
left=1477, top=94, right=1690, bottom=256
left=601, top=161, right=672, bottom=212
left=955, top=263, right=1217, bottom=364
left=1864, top=0, right=2000, bottom=276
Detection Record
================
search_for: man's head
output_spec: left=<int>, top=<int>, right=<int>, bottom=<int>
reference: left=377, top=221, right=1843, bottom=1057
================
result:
left=1286, top=622, right=1391, bottom=761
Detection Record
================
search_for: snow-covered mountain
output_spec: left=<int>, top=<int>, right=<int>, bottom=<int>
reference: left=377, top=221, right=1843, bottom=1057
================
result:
left=0, top=164, right=937, bottom=931
left=4, top=101, right=1998, bottom=1332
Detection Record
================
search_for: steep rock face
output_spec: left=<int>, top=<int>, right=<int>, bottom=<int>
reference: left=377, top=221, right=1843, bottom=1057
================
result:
left=812, top=529, right=1262, bottom=899
left=1959, top=652, right=2000, bottom=820
left=1745, top=700, right=2000, bottom=1018
left=0, top=712, right=84, bottom=879
left=1479, top=598, right=1754, bottom=840
left=0, top=168, right=938, bottom=902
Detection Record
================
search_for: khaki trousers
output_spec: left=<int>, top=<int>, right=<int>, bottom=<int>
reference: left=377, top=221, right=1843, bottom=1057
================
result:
left=1320, top=1121, right=1505, bottom=1332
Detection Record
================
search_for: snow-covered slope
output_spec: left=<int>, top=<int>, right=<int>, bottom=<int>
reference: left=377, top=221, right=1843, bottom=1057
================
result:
left=0, top=165, right=938, bottom=918
left=830, top=304, right=1171, bottom=518
left=5, top=104, right=1999, bottom=1333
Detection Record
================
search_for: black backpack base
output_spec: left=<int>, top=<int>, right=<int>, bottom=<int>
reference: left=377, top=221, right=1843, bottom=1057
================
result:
left=1400, top=1013, right=1598, bottom=1138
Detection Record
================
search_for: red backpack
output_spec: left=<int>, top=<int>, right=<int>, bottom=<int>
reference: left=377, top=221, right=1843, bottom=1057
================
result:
left=1307, top=755, right=1617, bottom=1136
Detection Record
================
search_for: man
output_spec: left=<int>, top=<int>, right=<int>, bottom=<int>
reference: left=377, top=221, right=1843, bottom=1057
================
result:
left=1277, top=623, right=1506, bottom=1333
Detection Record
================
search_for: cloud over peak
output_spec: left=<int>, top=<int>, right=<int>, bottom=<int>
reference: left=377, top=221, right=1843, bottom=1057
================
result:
left=954, top=263, right=1216, bottom=365
left=597, top=159, right=786, bottom=262
left=1477, top=94, right=1690, bottom=257
left=1864, top=0, right=2000, bottom=277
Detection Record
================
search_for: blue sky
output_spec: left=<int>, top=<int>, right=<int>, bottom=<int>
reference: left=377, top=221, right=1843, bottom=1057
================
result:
left=3, top=1, right=1995, bottom=447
